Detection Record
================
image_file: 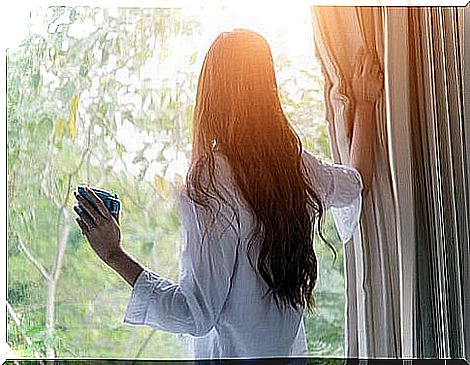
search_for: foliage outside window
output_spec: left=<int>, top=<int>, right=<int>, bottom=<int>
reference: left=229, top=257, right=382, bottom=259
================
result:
left=7, top=7, right=345, bottom=358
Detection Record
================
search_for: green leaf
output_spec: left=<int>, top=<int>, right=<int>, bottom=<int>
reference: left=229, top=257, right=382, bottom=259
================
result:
left=54, top=118, right=65, bottom=139
left=154, top=175, right=169, bottom=198
left=68, top=94, right=79, bottom=139
left=116, top=142, right=125, bottom=156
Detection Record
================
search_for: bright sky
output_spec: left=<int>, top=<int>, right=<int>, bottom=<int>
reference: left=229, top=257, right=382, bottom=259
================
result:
left=195, top=3, right=315, bottom=60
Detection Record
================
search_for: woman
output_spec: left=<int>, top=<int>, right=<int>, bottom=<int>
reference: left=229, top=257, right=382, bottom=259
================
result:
left=73, top=29, right=383, bottom=359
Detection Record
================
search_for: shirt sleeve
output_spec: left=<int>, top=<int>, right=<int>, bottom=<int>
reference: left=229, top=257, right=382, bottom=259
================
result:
left=122, top=184, right=240, bottom=337
left=302, top=150, right=364, bottom=244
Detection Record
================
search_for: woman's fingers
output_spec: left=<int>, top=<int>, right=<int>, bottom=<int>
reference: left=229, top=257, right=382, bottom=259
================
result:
left=83, top=187, right=110, bottom=221
left=74, top=191, right=97, bottom=218
left=74, top=191, right=101, bottom=222
left=367, top=54, right=383, bottom=90
left=353, top=47, right=365, bottom=76
left=360, top=47, right=378, bottom=76
left=75, top=217, right=89, bottom=235
left=353, top=60, right=361, bottom=78
left=351, top=45, right=384, bottom=102
left=355, top=45, right=365, bottom=60
left=73, top=205, right=94, bottom=229
left=374, top=62, right=384, bottom=80
left=363, top=51, right=373, bottom=75
left=354, top=46, right=382, bottom=77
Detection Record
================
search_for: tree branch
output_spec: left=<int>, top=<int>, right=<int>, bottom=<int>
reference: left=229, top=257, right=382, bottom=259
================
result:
left=7, top=301, right=43, bottom=358
left=135, top=328, right=157, bottom=358
left=17, top=235, right=50, bottom=281
left=51, top=208, right=71, bottom=282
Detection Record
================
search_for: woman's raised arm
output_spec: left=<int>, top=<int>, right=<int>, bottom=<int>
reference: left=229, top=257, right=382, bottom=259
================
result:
left=349, top=46, right=384, bottom=196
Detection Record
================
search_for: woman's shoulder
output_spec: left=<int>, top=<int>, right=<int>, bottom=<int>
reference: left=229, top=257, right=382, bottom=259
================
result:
left=300, top=148, right=317, bottom=164
left=300, top=147, right=360, bottom=180
left=300, top=148, right=331, bottom=177
left=183, top=151, right=237, bottom=198
left=185, top=152, right=231, bottom=178
left=301, top=147, right=363, bottom=207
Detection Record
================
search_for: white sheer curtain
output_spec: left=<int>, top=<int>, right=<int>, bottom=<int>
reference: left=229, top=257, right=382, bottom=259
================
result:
left=311, top=6, right=401, bottom=358
left=311, top=5, right=470, bottom=359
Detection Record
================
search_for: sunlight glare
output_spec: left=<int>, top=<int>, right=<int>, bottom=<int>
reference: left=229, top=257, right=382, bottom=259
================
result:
left=215, top=3, right=313, bottom=60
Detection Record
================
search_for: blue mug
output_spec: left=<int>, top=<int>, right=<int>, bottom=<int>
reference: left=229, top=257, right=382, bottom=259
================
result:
left=76, top=185, right=121, bottom=220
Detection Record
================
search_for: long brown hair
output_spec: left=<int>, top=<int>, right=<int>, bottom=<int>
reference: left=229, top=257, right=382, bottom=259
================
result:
left=185, top=28, right=333, bottom=312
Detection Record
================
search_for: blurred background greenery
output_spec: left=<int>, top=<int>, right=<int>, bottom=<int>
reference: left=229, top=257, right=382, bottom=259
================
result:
left=7, top=6, right=345, bottom=359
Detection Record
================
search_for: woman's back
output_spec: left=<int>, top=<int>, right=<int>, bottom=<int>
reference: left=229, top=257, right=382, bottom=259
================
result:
left=189, top=154, right=305, bottom=358
left=146, top=147, right=363, bottom=359
left=121, top=28, right=364, bottom=360
left=73, top=26, right=377, bottom=361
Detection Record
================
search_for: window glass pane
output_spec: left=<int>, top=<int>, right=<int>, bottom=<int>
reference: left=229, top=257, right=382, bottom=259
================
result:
left=7, top=6, right=345, bottom=358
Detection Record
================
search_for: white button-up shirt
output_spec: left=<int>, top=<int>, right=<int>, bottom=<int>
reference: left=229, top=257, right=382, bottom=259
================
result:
left=122, top=148, right=363, bottom=359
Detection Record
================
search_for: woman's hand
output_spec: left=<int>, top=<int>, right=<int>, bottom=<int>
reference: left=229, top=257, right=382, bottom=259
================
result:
left=73, top=186, right=123, bottom=264
left=351, top=46, right=384, bottom=106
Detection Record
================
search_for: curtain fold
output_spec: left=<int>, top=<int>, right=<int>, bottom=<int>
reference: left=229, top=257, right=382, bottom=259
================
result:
left=407, top=7, right=470, bottom=359
left=311, top=6, right=400, bottom=358
left=311, top=5, right=469, bottom=359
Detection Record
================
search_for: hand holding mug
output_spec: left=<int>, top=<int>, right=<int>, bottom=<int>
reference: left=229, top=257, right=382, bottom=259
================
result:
left=73, top=186, right=123, bottom=264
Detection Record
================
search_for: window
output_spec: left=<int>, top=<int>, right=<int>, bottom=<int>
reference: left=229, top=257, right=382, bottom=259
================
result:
left=7, top=6, right=346, bottom=358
